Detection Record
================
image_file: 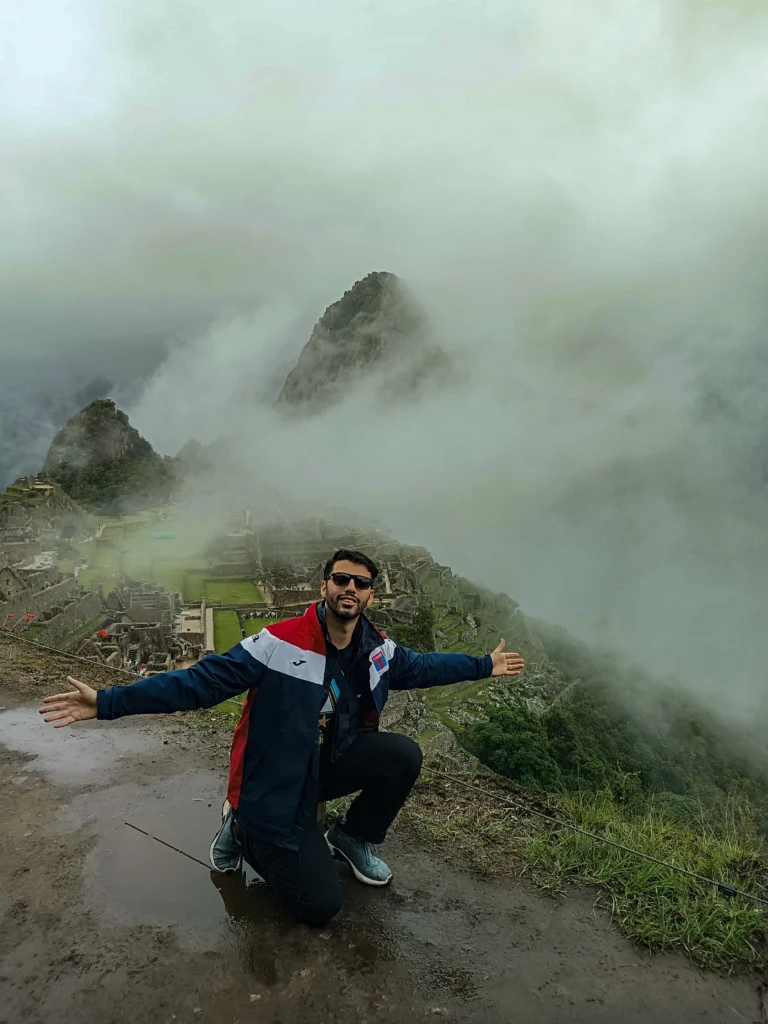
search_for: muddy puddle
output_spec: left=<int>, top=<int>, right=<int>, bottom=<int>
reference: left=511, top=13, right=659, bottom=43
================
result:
left=71, top=770, right=412, bottom=973
left=79, top=775, right=264, bottom=940
left=0, top=701, right=411, bottom=976
left=0, top=703, right=165, bottom=783
left=56, top=765, right=479, bottom=993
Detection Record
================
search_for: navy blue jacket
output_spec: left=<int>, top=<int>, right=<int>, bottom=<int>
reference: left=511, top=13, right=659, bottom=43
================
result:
left=97, top=602, right=493, bottom=849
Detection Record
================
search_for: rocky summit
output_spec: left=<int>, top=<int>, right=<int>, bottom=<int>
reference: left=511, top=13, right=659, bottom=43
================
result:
left=275, top=271, right=452, bottom=413
left=42, top=399, right=178, bottom=512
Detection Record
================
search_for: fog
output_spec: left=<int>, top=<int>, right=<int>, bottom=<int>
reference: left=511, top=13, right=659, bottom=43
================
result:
left=2, top=0, right=768, bottom=710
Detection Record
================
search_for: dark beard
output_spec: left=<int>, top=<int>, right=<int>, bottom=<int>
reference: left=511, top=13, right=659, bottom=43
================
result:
left=326, top=594, right=361, bottom=621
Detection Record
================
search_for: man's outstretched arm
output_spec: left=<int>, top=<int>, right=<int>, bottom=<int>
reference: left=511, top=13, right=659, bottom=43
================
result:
left=388, top=639, right=524, bottom=691
left=39, top=632, right=275, bottom=727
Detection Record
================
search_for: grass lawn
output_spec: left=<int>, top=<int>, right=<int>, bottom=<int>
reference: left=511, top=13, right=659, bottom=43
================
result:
left=119, top=557, right=208, bottom=596
left=182, top=570, right=208, bottom=602
left=242, top=616, right=288, bottom=636
left=67, top=509, right=214, bottom=597
left=213, top=610, right=242, bottom=653
left=100, top=523, right=125, bottom=542
left=145, top=565, right=190, bottom=595
left=204, top=578, right=262, bottom=604
left=92, top=540, right=121, bottom=571
left=121, top=514, right=209, bottom=594
left=62, top=510, right=260, bottom=608
left=212, top=611, right=249, bottom=713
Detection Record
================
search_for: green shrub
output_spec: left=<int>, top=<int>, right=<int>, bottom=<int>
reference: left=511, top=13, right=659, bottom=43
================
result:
left=388, top=606, right=435, bottom=652
left=468, top=705, right=561, bottom=789
left=467, top=620, right=768, bottom=836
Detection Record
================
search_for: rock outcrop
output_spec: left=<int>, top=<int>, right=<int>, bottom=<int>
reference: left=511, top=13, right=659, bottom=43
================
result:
left=175, top=439, right=213, bottom=475
left=275, top=271, right=452, bottom=413
left=42, top=400, right=177, bottom=511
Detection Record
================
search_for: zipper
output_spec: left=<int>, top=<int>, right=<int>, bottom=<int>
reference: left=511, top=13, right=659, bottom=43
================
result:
left=318, top=605, right=379, bottom=763
left=329, top=655, right=345, bottom=764
left=329, top=648, right=377, bottom=763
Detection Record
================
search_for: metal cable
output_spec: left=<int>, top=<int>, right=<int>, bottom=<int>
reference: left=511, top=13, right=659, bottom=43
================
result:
left=1, top=629, right=139, bottom=678
left=422, top=765, right=768, bottom=909
left=124, top=822, right=210, bottom=869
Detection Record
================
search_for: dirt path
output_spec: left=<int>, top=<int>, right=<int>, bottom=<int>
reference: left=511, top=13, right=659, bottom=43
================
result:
left=0, top=634, right=765, bottom=1023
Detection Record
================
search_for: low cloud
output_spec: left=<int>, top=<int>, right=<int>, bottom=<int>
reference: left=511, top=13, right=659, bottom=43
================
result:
left=2, top=0, right=767, bottom=716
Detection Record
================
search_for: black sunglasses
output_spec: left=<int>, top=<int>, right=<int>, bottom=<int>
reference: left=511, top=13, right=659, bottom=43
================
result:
left=325, top=572, right=374, bottom=591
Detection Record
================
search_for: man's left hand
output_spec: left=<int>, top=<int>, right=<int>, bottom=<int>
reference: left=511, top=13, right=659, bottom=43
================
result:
left=490, top=640, right=525, bottom=677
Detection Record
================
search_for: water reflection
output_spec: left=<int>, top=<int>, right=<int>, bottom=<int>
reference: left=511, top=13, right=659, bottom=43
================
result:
left=209, top=862, right=403, bottom=981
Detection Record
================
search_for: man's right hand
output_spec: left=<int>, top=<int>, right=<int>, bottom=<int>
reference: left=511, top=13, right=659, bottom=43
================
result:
left=39, top=676, right=98, bottom=728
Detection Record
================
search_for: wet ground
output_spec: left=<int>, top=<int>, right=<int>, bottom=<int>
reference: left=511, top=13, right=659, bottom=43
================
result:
left=1, top=686, right=766, bottom=1024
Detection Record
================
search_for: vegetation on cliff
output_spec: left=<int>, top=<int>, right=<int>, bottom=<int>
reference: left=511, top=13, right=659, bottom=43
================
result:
left=275, top=271, right=452, bottom=413
left=467, top=621, right=768, bottom=826
left=379, top=573, right=767, bottom=971
left=42, top=400, right=179, bottom=512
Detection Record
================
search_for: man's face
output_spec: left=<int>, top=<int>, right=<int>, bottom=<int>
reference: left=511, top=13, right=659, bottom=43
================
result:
left=321, top=559, right=375, bottom=621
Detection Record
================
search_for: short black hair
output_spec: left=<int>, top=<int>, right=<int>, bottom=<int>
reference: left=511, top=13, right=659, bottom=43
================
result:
left=323, top=549, right=379, bottom=583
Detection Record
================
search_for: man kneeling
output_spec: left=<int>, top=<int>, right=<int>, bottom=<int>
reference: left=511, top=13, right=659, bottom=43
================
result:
left=41, top=549, right=524, bottom=925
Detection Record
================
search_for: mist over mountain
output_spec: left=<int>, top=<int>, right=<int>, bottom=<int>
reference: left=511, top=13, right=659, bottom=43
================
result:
left=0, top=374, right=114, bottom=490
left=276, top=271, right=452, bottom=413
left=0, top=331, right=174, bottom=490
left=42, top=399, right=178, bottom=512
left=2, top=0, right=768, bottom=716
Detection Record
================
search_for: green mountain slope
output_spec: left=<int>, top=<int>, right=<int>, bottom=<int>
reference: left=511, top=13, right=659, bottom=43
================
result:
left=275, top=271, right=452, bottom=413
left=42, top=400, right=179, bottom=512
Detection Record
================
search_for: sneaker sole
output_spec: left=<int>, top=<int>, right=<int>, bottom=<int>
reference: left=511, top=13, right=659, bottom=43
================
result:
left=208, top=798, right=243, bottom=875
left=325, top=832, right=393, bottom=887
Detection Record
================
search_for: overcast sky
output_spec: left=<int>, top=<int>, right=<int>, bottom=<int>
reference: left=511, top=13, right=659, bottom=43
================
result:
left=2, top=0, right=768, bottom=713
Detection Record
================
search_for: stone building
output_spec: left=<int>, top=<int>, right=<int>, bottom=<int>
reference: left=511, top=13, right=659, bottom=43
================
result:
left=75, top=584, right=207, bottom=674
left=0, top=476, right=93, bottom=570
left=0, top=562, right=105, bottom=646
left=0, top=566, right=28, bottom=602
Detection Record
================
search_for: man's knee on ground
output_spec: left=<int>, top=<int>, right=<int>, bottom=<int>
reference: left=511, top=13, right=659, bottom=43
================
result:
left=389, top=733, right=423, bottom=779
left=295, top=889, right=343, bottom=927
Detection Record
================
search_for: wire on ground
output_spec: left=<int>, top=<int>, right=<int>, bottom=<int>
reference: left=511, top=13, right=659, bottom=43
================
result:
left=1, top=629, right=143, bottom=678
left=421, top=765, right=768, bottom=910
left=124, top=822, right=210, bottom=869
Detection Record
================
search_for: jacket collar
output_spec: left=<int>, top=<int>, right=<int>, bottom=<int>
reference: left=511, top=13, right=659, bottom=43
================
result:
left=312, top=600, right=384, bottom=654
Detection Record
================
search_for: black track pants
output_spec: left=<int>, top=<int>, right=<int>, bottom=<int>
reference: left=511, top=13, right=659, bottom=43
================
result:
left=239, top=731, right=423, bottom=926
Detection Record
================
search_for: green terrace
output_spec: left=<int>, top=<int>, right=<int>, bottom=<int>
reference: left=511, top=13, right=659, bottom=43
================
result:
left=183, top=573, right=263, bottom=605
left=70, top=509, right=263, bottom=604
left=212, top=611, right=291, bottom=655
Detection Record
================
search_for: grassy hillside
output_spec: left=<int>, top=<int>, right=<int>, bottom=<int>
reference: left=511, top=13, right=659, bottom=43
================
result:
left=388, top=566, right=768, bottom=970
left=390, top=571, right=768, bottom=835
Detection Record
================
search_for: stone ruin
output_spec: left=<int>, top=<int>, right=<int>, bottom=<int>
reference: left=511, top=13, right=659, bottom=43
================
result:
left=0, top=563, right=104, bottom=647
left=80, top=582, right=201, bottom=675
left=0, top=476, right=92, bottom=570
left=0, top=565, right=202, bottom=677
left=252, top=519, right=442, bottom=631
left=104, top=581, right=178, bottom=627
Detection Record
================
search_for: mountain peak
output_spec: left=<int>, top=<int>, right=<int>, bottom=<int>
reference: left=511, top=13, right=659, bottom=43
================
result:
left=42, top=400, right=177, bottom=512
left=275, top=271, right=450, bottom=413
